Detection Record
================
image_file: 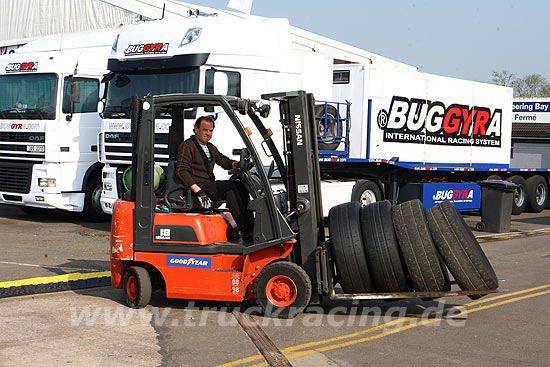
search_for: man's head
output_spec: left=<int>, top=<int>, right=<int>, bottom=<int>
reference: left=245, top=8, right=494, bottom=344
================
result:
left=194, top=116, right=215, bottom=145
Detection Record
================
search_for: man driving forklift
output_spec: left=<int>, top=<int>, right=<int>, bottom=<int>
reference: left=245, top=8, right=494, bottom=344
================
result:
left=176, top=115, right=254, bottom=242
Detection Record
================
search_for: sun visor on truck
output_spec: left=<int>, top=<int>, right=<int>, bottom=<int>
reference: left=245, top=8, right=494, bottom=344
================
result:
left=107, top=53, right=209, bottom=73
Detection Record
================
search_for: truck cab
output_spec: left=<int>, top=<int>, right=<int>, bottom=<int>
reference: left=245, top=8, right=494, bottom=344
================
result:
left=0, top=30, right=117, bottom=220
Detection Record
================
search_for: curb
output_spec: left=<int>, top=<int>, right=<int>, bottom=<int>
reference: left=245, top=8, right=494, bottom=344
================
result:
left=0, top=271, right=111, bottom=299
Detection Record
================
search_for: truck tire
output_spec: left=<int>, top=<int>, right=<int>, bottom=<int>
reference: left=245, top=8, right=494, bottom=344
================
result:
left=505, top=175, right=527, bottom=215
left=525, top=175, right=548, bottom=213
left=315, top=104, right=342, bottom=151
left=123, top=266, right=152, bottom=308
left=426, top=201, right=498, bottom=299
left=83, top=174, right=110, bottom=222
left=328, top=202, right=374, bottom=293
left=360, top=201, right=411, bottom=292
left=254, top=261, right=312, bottom=318
left=392, top=200, right=450, bottom=292
left=351, top=180, right=382, bottom=207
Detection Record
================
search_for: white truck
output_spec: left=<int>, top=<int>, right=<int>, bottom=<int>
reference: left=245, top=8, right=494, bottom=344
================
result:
left=98, top=13, right=549, bottom=216
left=0, top=30, right=118, bottom=220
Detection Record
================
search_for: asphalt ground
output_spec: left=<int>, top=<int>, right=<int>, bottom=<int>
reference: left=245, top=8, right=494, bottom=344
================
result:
left=0, top=204, right=549, bottom=366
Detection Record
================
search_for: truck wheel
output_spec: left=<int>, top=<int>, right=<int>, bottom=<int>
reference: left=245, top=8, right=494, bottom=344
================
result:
left=254, top=261, right=311, bottom=319
left=351, top=180, right=382, bottom=207
left=315, top=104, right=342, bottom=151
left=525, top=175, right=548, bottom=213
left=123, top=266, right=152, bottom=308
left=83, top=174, right=110, bottom=222
left=360, top=201, right=411, bottom=292
left=328, top=202, right=374, bottom=293
left=505, top=175, right=527, bottom=215
left=392, top=200, right=450, bottom=292
left=426, top=201, right=498, bottom=299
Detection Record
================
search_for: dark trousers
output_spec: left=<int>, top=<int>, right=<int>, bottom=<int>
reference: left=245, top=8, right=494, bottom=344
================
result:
left=198, top=180, right=253, bottom=232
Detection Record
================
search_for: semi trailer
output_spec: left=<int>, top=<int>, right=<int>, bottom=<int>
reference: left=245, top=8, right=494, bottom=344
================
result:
left=0, top=30, right=118, bottom=220
left=98, top=12, right=549, bottom=217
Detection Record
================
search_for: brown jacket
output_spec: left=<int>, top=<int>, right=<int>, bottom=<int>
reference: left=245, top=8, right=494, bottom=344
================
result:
left=176, top=135, right=235, bottom=188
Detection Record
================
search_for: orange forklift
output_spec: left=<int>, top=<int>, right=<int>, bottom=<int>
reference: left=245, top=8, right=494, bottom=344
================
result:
left=111, top=91, right=328, bottom=318
left=110, top=91, right=497, bottom=318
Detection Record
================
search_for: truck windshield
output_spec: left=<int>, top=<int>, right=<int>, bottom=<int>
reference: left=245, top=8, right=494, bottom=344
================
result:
left=104, top=68, right=200, bottom=119
left=0, top=73, right=57, bottom=120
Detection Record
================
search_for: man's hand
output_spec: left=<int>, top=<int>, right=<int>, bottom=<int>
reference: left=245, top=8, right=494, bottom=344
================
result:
left=196, top=189, right=212, bottom=209
left=232, top=161, right=239, bottom=169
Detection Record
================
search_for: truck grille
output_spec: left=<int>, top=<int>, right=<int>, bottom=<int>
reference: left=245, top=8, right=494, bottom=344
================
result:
left=0, top=162, right=33, bottom=193
left=104, top=132, right=169, bottom=164
left=0, top=132, right=45, bottom=160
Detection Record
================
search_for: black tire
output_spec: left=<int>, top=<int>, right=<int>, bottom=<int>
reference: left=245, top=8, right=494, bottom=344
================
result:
left=328, top=202, right=374, bottom=293
left=426, top=201, right=498, bottom=299
left=123, top=266, right=152, bottom=308
left=392, top=200, right=450, bottom=292
left=505, top=175, right=526, bottom=215
left=351, top=180, right=383, bottom=207
left=254, top=261, right=311, bottom=318
left=360, top=201, right=411, bottom=292
left=315, top=104, right=342, bottom=150
left=83, top=174, right=110, bottom=222
left=525, top=175, right=548, bottom=213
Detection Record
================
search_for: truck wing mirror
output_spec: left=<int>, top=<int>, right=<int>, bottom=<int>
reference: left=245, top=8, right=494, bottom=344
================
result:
left=70, top=81, right=81, bottom=104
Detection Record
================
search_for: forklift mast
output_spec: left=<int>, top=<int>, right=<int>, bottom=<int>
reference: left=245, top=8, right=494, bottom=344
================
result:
left=263, top=91, right=326, bottom=288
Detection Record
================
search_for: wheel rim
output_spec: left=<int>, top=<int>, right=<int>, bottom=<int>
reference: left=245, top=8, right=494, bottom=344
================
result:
left=359, top=190, right=377, bottom=206
left=126, top=275, right=138, bottom=300
left=514, top=186, right=525, bottom=207
left=535, top=183, right=547, bottom=206
left=265, top=275, right=297, bottom=307
left=318, top=113, right=337, bottom=142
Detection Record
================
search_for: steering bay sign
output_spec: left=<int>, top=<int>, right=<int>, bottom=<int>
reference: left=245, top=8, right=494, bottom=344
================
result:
left=512, top=99, right=550, bottom=123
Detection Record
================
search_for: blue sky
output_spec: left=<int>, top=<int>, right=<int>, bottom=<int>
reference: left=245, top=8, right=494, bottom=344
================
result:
left=181, top=0, right=549, bottom=83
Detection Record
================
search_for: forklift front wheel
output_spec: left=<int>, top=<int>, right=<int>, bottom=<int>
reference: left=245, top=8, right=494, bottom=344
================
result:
left=123, top=266, right=152, bottom=308
left=254, top=261, right=311, bottom=319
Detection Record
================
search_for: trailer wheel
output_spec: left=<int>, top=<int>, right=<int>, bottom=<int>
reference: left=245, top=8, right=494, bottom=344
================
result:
left=486, top=175, right=502, bottom=181
left=426, top=201, right=498, bottom=299
left=315, top=104, right=342, bottom=151
left=505, top=175, right=527, bottom=215
left=123, top=266, right=152, bottom=308
left=328, top=202, right=374, bottom=293
left=360, top=201, right=411, bottom=292
left=351, top=180, right=382, bottom=207
left=392, top=200, right=450, bottom=293
left=254, top=261, right=311, bottom=318
left=83, top=174, right=110, bottom=222
left=525, top=175, right=548, bottom=213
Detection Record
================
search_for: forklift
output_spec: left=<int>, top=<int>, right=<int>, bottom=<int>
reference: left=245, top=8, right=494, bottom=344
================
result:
left=110, top=91, right=495, bottom=318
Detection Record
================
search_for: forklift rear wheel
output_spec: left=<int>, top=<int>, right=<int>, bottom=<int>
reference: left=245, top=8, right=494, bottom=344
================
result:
left=123, top=266, right=152, bottom=308
left=254, top=261, right=311, bottom=319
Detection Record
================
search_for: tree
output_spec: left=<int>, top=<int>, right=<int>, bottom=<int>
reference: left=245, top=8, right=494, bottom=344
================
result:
left=492, top=70, right=515, bottom=87
left=491, top=70, right=550, bottom=97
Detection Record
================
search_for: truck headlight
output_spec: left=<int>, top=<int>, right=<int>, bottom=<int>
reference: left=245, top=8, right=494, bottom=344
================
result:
left=38, top=178, right=56, bottom=187
left=180, top=28, right=202, bottom=47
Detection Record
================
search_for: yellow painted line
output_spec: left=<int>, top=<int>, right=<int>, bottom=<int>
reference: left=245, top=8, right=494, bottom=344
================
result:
left=267, top=290, right=550, bottom=367
left=477, top=228, right=550, bottom=243
left=464, top=284, right=550, bottom=307
left=216, top=317, right=413, bottom=367
left=0, top=271, right=111, bottom=288
left=222, top=285, right=550, bottom=367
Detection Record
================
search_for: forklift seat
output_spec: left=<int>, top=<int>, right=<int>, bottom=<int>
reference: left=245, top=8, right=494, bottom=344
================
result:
left=163, top=161, right=224, bottom=211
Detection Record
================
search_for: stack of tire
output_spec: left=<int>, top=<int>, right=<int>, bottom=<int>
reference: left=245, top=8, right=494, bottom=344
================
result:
left=328, top=199, right=498, bottom=299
